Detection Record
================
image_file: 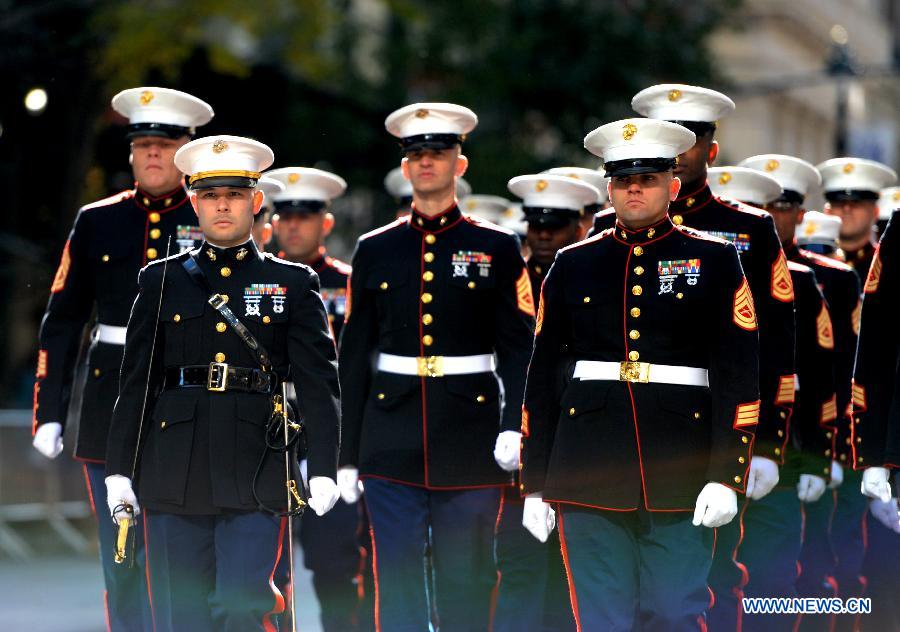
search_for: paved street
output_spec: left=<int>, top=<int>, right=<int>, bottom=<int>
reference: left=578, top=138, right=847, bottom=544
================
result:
left=0, top=551, right=323, bottom=631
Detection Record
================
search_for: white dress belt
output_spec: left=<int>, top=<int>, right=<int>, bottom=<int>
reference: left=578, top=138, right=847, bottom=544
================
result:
left=94, top=324, right=128, bottom=346
left=377, top=353, right=495, bottom=377
left=573, top=360, right=709, bottom=387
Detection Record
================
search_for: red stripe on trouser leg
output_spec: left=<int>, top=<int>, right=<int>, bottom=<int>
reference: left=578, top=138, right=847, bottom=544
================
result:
left=82, top=464, right=97, bottom=515
left=557, top=510, right=582, bottom=632
left=369, top=526, right=382, bottom=632
left=262, top=517, right=287, bottom=632
left=103, top=590, right=111, bottom=632
left=488, top=492, right=506, bottom=632
left=143, top=512, right=157, bottom=632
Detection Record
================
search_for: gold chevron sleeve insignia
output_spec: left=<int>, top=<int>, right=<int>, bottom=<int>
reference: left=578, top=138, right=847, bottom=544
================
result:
left=816, top=304, right=834, bottom=349
left=851, top=299, right=861, bottom=335
left=770, top=250, right=794, bottom=302
left=864, top=249, right=881, bottom=294
left=732, top=277, right=757, bottom=331
left=775, top=374, right=796, bottom=404
left=734, top=400, right=761, bottom=428
left=852, top=382, right=867, bottom=412
left=516, top=267, right=536, bottom=316
left=821, top=395, right=838, bottom=424
left=36, top=350, right=48, bottom=378
left=50, top=239, right=71, bottom=294
left=535, top=289, right=545, bottom=335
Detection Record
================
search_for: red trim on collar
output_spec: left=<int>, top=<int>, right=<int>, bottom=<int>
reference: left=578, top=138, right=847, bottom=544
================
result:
left=611, top=215, right=676, bottom=246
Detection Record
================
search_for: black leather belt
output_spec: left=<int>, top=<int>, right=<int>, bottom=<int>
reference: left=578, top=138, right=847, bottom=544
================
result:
left=164, top=363, right=275, bottom=394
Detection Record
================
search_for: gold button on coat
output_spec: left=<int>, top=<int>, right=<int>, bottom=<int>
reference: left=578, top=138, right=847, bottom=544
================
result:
left=379, top=282, right=389, bottom=290
left=629, top=330, right=640, bottom=340
left=630, top=307, right=641, bottom=317
left=147, top=248, right=158, bottom=259
left=216, top=322, right=227, bottom=333
left=633, top=246, right=643, bottom=256
left=583, top=296, right=591, bottom=303
left=215, top=353, right=226, bottom=363
left=149, top=212, right=161, bottom=223
left=424, top=252, right=435, bottom=263
left=150, top=228, right=161, bottom=240
left=673, top=215, right=683, bottom=225
left=632, top=286, right=643, bottom=296
left=220, top=267, right=231, bottom=277
left=422, top=314, right=433, bottom=325
left=734, top=475, right=742, bottom=483
left=569, top=408, right=576, bottom=416
left=377, top=393, right=385, bottom=400
left=93, top=369, right=101, bottom=377
left=476, top=395, right=486, bottom=403
left=628, top=351, right=640, bottom=361
left=634, top=266, right=644, bottom=275
left=423, top=271, right=434, bottom=282
left=173, top=314, right=181, bottom=323
left=102, top=254, right=110, bottom=262
left=467, top=281, right=476, bottom=289
left=263, top=316, right=271, bottom=324
left=422, top=335, right=433, bottom=346
left=421, top=293, right=433, bottom=304
left=425, top=234, right=436, bottom=244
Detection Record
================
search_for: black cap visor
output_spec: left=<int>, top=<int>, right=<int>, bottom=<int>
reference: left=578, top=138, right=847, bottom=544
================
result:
left=127, top=122, right=193, bottom=140
left=400, top=133, right=462, bottom=153
left=603, top=158, right=676, bottom=178
left=824, top=189, right=879, bottom=203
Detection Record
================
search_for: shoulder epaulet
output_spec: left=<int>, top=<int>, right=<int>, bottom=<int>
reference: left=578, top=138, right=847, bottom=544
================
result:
left=559, top=227, right=612, bottom=254
left=800, top=249, right=854, bottom=272
left=80, top=189, right=135, bottom=212
left=464, top=215, right=516, bottom=236
left=359, top=217, right=407, bottom=241
left=716, top=197, right=771, bottom=220
left=787, top=260, right=813, bottom=274
left=264, top=251, right=314, bottom=272
left=326, top=256, right=352, bottom=275
left=144, top=249, right=190, bottom=271
left=675, top=224, right=730, bottom=245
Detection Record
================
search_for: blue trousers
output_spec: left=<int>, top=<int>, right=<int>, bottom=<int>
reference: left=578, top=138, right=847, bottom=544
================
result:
left=737, top=488, right=803, bottom=632
left=831, top=469, right=868, bottom=632
left=300, top=499, right=373, bottom=631
left=493, top=490, right=574, bottom=632
left=706, top=501, right=747, bottom=632
left=363, top=478, right=501, bottom=632
left=861, top=502, right=900, bottom=631
left=558, top=505, right=713, bottom=632
left=796, top=490, right=839, bottom=631
left=143, top=509, right=286, bottom=631
left=84, top=462, right=150, bottom=632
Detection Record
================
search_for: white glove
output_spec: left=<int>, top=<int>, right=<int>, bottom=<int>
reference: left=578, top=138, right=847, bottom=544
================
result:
left=828, top=461, right=844, bottom=489
left=745, top=457, right=780, bottom=500
left=336, top=466, right=362, bottom=504
left=797, top=474, right=827, bottom=503
left=869, top=497, right=900, bottom=534
left=32, top=422, right=63, bottom=459
left=522, top=493, right=556, bottom=543
left=308, top=476, right=340, bottom=516
left=692, top=482, right=738, bottom=528
left=493, top=431, right=521, bottom=472
left=861, top=467, right=892, bottom=502
left=105, top=475, right=140, bottom=524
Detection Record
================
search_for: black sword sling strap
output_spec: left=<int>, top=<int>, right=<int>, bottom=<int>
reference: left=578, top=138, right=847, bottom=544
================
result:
left=181, top=253, right=307, bottom=516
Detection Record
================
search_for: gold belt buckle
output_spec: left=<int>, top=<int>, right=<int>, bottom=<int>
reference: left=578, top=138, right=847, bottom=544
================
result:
left=416, top=356, right=445, bottom=378
left=619, top=361, right=650, bottom=383
left=208, top=362, right=229, bottom=391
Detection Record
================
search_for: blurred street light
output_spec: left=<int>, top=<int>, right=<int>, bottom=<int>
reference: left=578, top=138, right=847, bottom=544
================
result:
left=24, top=87, right=48, bottom=114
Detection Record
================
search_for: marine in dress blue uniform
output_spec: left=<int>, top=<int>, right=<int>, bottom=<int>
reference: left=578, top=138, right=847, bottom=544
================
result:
left=590, top=86, right=797, bottom=631
left=103, top=136, right=342, bottom=631
left=521, top=118, right=760, bottom=631
left=31, top=87, right=212, bottom=631
left=338, top=103, right=535, bottom=631
left=851, top=201, right=900, bottom=632
left=712, top=165, right=838, bottom=631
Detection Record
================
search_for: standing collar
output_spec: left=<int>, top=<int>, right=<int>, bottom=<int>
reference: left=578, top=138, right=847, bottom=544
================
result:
left=198, top=238, right=263, bottom=266
left=134, top=183, right=189, bottom=213
left=612, top=214, right=677, bottom=246
left=670, top=180, right=714, bottom=216
left=409, top=202, right=463, bottom=233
